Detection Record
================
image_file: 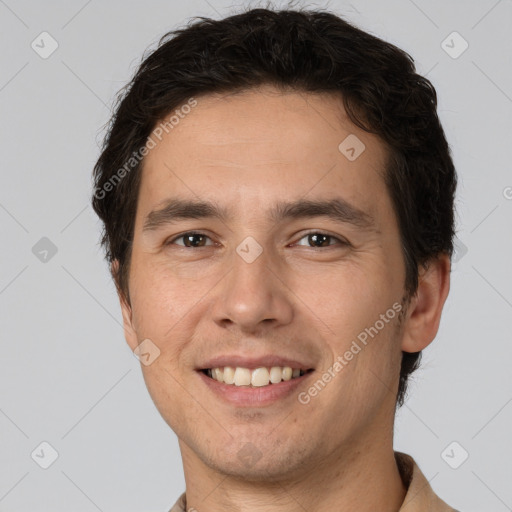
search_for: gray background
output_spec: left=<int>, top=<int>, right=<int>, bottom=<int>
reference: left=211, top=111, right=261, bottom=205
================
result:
left=1, top=0, right=511, bottom=510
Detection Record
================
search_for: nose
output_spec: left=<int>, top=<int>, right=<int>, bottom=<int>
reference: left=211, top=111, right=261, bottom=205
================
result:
left=211, top=241, right=294, bottom=333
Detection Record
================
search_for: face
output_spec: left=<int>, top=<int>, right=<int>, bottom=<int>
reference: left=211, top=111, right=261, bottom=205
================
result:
left=120, top=86, right=413, bottom=482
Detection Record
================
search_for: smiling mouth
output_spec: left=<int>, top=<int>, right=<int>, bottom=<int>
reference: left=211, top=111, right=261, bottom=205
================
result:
left=200, top=366, right=314, bottom=387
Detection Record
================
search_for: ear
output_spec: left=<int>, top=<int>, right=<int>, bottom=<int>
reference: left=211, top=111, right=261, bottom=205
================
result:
left=400, top=253, right=451, bottom=353
left=111, top=260, right=139, bottom=352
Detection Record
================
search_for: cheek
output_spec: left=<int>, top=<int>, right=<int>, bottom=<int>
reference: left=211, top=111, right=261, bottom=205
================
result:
left=127, top=257, right=208, bottom=374
left=317, top=318, right=402, bottom=428
left=130, top=281, right=174, bottom=334
left=291, top=260, right=400, bottom=338
left=128, top=256, right=193, bottom=335
left=294, top=260, right=403, bottom=393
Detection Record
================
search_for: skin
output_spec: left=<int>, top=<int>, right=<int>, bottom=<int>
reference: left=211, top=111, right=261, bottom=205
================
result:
left=116, top=85, right=451, bottom=512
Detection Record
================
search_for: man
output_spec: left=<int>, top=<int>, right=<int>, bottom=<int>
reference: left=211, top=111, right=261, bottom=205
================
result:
left=92, top=6, right=458, bottom=511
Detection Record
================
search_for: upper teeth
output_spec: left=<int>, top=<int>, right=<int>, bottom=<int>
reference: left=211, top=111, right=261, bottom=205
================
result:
left=207, top=366, right=304, bottom=387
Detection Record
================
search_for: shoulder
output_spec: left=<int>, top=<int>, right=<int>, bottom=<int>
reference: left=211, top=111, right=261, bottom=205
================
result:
left=395, top=452, right=460, bottom=512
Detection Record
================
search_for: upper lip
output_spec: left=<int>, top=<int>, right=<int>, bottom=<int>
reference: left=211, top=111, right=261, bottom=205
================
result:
left=197, top=355, right=316, bottom=370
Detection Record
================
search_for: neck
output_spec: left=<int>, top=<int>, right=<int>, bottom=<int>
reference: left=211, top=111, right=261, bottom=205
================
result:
left=179, top=435, right=406, bottom=512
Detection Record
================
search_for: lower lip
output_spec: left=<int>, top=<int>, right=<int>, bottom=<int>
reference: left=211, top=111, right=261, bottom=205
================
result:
left=197, top=370, right=314, bottom=407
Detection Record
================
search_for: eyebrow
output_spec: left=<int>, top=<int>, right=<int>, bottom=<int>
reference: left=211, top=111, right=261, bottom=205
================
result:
left=142, top=197, right=376, bottom=232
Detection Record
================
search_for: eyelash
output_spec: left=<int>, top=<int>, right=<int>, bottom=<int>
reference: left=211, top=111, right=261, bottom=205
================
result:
left=166, top=230, right=349, bottom=249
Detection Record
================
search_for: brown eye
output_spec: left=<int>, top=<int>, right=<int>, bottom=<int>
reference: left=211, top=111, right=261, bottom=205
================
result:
left=295, top=232, right=347, bottom=248
left=308, top=233, right=330, bottom=247
left=168, top=232, right=214, bottom=247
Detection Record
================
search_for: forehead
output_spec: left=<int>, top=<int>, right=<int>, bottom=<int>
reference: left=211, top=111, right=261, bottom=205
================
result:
left=137, top=86, right=391, bottom=224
